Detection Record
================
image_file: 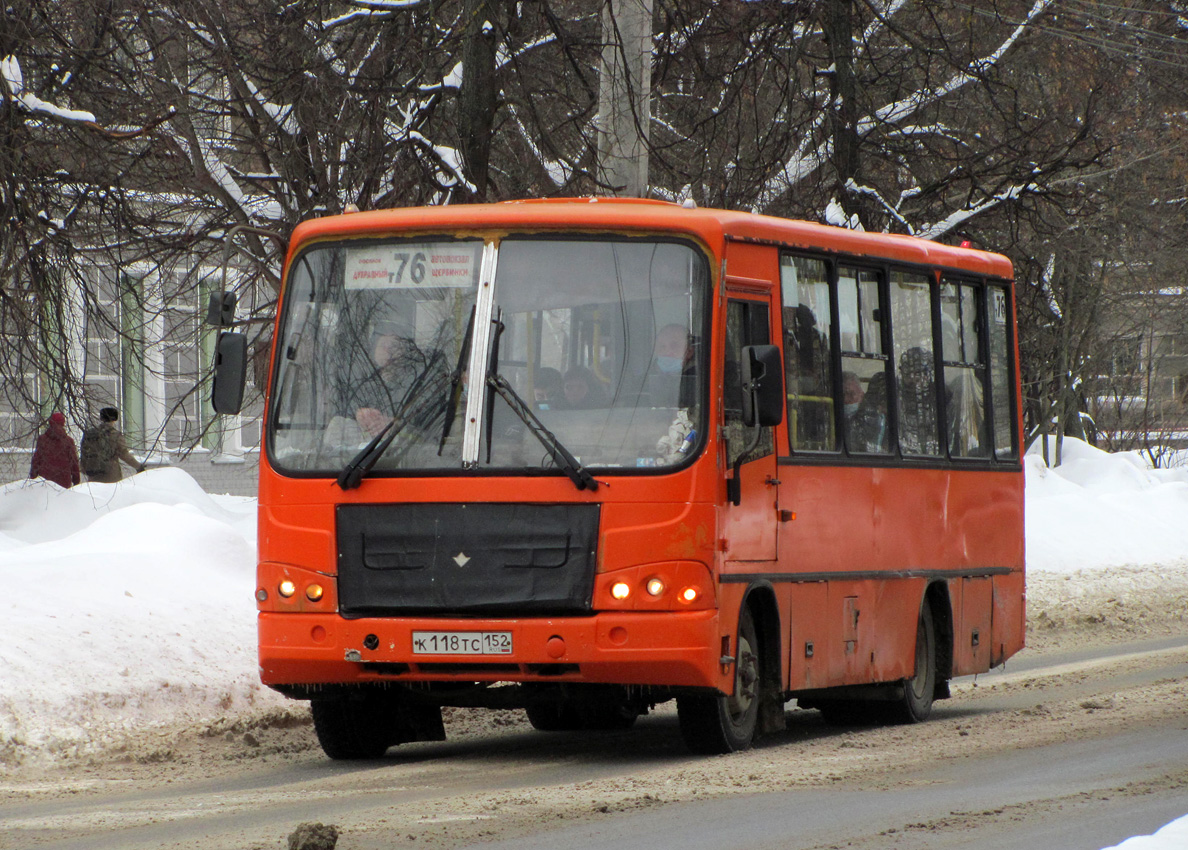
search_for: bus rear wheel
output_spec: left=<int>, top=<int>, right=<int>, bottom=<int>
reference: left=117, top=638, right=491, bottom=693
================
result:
left=885, top=602, right=937, bottom=724
left=812, top=604, right=938, bottom=726
left=677, top=606, right=760, bottom=754
left=311, top=689, right=444, bottom=760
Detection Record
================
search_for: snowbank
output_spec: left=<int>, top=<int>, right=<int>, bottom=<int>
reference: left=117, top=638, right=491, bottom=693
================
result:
left=0, top=470, right=281, bottom=762
left=1025, top=439, right=1188, bottom=573
left=2, top=437, right=1187, bottom=792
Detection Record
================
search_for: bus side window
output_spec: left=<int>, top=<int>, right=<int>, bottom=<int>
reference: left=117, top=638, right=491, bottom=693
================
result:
left=988, top=286, right=1017, bottom=459
left=839, top=266, right=891, bottom=454
left=724, top=299, right=773, bottom=466
left=941, top=280, right=989, bottom=458
left=891, top=271, right=941, bottom=456
left=780, top=255, right=837, bottom=451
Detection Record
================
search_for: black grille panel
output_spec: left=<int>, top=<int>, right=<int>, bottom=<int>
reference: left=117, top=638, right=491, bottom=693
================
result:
left=337, top=503, right=600, bottom=616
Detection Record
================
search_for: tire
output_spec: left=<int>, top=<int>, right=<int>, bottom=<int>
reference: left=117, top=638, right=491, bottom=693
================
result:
left=580, top=701, right=640, bottom=731
left=678, top=606, right=761, bottom=754
left=887, top=602, right=937, bottom=724
left=525, top=701, right=583, bottom=732
left=311, top=689, right=443, bottom=760
left=526, top=699, right=639, bottom=731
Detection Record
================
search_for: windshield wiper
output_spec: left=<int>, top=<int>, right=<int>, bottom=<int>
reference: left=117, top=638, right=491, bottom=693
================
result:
left=336, top=418, right=402, bottom=490
left=439, top=305, right=476, bottom=455
left=486, top=373, right=598, bottom=492
left=336, top=352, right=447, bottom=490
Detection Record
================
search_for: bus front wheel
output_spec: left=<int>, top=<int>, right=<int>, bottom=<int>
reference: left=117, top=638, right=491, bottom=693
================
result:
left=526, top=697, right=640, bottom=731
left=311, top=689, right=444, bottom=760
left=677, top=606, right=760, bottom=754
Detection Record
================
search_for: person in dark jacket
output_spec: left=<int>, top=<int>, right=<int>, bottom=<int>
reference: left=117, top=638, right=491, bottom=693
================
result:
left=30, top=412, right=81, bottom=488
left=80, top=407, right=145, bottom=483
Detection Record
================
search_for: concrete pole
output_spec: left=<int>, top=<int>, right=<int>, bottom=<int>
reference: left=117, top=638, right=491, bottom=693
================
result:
left=596, top=0, right=653, bottom=197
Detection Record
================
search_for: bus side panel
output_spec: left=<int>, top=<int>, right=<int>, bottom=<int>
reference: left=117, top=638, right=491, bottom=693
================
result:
left=822, top=577, right=920, bottom=687
left=952, top=576, right=993, bottom=675
left=778, top=466, right=1023, bottom=572
left=992, top=569, right=1026, bottom=666
left=777, top=464, right=1023, bottom=690
left=786, top=582, right=829, bottom=691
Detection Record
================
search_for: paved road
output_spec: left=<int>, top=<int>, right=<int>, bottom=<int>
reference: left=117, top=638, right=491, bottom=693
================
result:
left=2, top=636, right=1186, bottom=850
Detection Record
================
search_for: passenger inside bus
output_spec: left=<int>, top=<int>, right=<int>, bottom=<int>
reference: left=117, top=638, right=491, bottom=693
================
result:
left=561, top=366, right=608, bottom=409
left=643, top=323, right=696, bottom=408
left=533, top=367, right=564, bottom=410
left=848, top=372, right=889, bottom=453
left=842, top=372, right=864, bottom=419
left=787, top=303, right=834, bottom=449
left=947, top=369, right=987, bottom=456
left=898, top=346, right=940, bottom=455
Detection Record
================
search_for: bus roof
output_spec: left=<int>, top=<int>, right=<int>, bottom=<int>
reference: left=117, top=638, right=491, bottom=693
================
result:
left=287, top=198, right=1015, bottom=281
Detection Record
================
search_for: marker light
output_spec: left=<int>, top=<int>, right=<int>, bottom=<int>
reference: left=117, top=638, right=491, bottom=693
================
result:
left=255, top=588, right=268, bottom=602
left=646, top=577, right=665, bottom=597
left=611, top=582, right=631, bottom=600
left=305, top=583, right=325, bottom=602
left=679, top=587, right=699, bottom=603
left=278, top=580, right=296, bottom=598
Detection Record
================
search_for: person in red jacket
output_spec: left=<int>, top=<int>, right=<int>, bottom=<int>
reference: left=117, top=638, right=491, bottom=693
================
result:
left=29, top=411, right=81, bottom=488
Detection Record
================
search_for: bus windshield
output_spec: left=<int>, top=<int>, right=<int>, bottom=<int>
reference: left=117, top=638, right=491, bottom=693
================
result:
left=268, top=236, right=710, bottom=476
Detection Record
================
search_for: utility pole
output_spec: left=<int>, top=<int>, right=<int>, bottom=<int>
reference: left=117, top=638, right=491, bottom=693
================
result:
left=596, top=0, right=653, bottom=197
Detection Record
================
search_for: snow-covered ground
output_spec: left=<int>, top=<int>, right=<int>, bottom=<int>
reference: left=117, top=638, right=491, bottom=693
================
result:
left=1, top=438, right=1186, bottom=848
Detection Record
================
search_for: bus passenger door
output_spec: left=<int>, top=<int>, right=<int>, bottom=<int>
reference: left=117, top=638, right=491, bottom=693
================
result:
left=722, top=296, right=778, bottom=563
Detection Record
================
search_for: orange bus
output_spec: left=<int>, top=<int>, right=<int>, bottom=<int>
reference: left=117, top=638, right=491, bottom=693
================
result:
left=212, top=198, right=1024, bottom=757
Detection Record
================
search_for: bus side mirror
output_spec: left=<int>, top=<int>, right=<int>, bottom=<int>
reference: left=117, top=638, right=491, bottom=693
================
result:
left=741, top=344, right=784, bottom=428
left=212, top=332, right=248, bottom=414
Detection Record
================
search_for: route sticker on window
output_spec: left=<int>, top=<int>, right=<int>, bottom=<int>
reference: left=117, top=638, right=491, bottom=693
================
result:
left=345, top=244, right=478, bottom=290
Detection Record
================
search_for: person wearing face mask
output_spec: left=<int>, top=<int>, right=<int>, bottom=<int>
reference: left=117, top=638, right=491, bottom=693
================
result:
left=644, top=323, right=695, bottom=408
left=848, top=371, right=889, bottom=453
left=842, top=372, right=864, bottom=420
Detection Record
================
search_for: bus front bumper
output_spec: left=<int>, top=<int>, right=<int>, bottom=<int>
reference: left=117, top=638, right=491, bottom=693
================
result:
left=258, top=609, right=726, bottom=692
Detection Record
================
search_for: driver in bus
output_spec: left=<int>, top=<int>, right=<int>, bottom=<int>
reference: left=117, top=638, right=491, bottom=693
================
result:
left=325, top=323, right=429, bottom=448
left=353, top=331, right=408, bottom=437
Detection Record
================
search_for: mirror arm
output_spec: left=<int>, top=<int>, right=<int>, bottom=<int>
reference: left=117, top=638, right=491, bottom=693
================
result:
left=727, top=387, right=766, bottom=507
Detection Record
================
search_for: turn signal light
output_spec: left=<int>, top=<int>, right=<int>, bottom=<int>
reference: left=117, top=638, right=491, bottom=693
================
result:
left=646, top=577, right=665, bottom=597
left=305, top=583, right=325, bottom=602
left=611, top=582, right=631, bottom=600
left=679, top=587, right=699, bottom=603
left=278, top=580, right=296, bottom=598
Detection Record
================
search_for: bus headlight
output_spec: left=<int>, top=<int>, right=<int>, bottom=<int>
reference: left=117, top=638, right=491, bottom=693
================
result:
left=598, top=561, right=713, bottom=610
left=278, top=580, right=296, bottom=598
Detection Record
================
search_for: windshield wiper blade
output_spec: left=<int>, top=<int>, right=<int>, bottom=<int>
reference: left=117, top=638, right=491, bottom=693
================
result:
left=486, top=373, right=598, bottom=491
left=336, top=418, right=402, bottom=490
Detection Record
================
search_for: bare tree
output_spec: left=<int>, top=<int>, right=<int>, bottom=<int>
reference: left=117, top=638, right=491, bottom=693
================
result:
left=4, top=0, right=1186, bottom=461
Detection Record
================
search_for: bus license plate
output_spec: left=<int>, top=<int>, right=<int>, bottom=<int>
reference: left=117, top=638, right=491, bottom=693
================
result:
left=411, top=631, right=513, bottom=655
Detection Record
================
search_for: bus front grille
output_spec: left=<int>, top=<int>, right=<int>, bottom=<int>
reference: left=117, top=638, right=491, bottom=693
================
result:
left=337, top=502, right=600, bottom=617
